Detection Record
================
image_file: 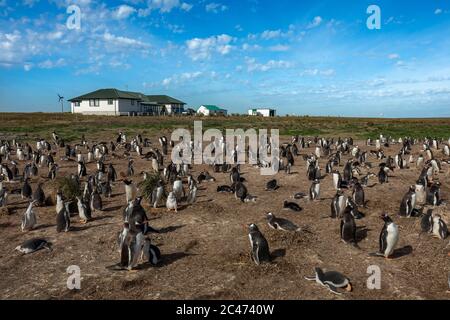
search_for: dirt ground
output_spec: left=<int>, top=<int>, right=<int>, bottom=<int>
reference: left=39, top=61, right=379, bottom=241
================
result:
left=0, top=134, right=449, bottom=300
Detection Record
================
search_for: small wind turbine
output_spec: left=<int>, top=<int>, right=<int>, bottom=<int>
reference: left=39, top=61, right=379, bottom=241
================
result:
left=58, top=94, right=64, bottom=113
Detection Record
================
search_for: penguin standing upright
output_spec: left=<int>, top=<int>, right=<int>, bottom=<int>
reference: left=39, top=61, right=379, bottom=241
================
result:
left=56, top=202, right=71, bottom=233
left=21, top=200, right=37, bottom=231
left=420, top=209, right=433, bottom=233
left=248, top=224, right=270, bottom=265
left=127, top=159, right=134, bottom=177
left=378, top=164, right=389, bottom=184
left=427, top=182, right=441, bottom=206
left=33, top=183, right=46, bottom=206
left=331, top=189, right=346, bottom=219
left=107, top=163, right=117, bottom=182
left=21, top=178, right=32, bottom=200
left=90, top=188, right=103, bottom=212
left=332, top=170, right=342, bottom=190
left=340, top=210, right=357, bottom=246
left=432, top=215, right=448, bottom=239
left=399, top=186, right=417, bottom=217
left=78, top=161, right=87, bottom=177
left=371, top=213, right=399, bottom=259
left=187, top=184, right=197, bottom=205
left=172, top=178, right=184, bottom=202
left=142, top=237, right=161, bottom=266
left=309, top=179, right=320, bottom=201
left=166, top=192, right=178, bottom=212
left=352, top=181, right=365, bottom=207
left=234, top=181, right=248, bottom=202
left=76, top=196, right=92, bottom=224
left=152, top=180, right=164, bottom=208
left=123, top=179, right=137, bottom=203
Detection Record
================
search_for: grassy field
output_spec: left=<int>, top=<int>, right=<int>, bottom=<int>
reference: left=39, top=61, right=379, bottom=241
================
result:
left=0, top=113, right=449, bottom=142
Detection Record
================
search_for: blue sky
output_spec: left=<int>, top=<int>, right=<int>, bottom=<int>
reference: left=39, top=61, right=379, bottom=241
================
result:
left=1, top=0, right=450, bottom=117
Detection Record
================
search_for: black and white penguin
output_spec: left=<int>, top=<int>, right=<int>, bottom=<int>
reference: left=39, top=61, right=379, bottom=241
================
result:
left=234, top=181, right=248, bottom=202
left=399, top=186, right=417, bottom=217
left=309, top=179, right=320, bottom=201
left=230, top=166, right=240, bottom=184
left=420, top=209, right=433, bottom=233
left=330, top=189, right=346, bottom=219
left=371, top=213, right=399, bottom=259
left=56, top=202, right=71, bottom=233
left=172, top=178, right=184, bottom=202
left=166, top=192, right=178, bottom=212
left=304, top=267, right=352, bottom=295
left=187, top=184, right=197, bottom=204
left=107, top=163, right=117, bottom=182
left=15, top=238, right=52, bottom=254
left=21, top=200, right=37, bottom=232
left=426, top=182, right=441, bottom=206
left=217, top=185, right=233, bottom=193
left=142, top=238, right=161, bottom=266
left=123, top=179, right=137, bottom=203
left=340, top=210, right=357, bottom=246
left=90, top=188, right=102, bottom=212
left=32, top=182, right=46, bottom=207
left=127, top=159, right=134, bottom=177
left=332, top=170, right=342, bottom=190
left=266, top=212, right=300, bottom=232
left=21, top=178, right=32, bottom=200
left=432, top=215, right=448, bottom=240
left=352, top=181, right=365, bottom=207
left=265, top=179, right=279, bottom=191
left=151, top=180, right=165, bottom=208
left=76, top=196, right=92, bottom=224
left=248, top=224, right=270, bottom=265
left=77, top=161, right=87, bottom=177
left=283, top=200, right=302, bottom=212
left=378, top=164, right=389, bottom=184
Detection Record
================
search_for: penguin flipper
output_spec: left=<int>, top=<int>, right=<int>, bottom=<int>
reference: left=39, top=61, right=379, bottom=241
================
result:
left=325, top=283, right=342, bottom=295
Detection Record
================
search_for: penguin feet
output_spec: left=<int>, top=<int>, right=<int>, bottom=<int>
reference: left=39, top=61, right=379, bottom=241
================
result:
left=345, top=283, right=353, bottom=292
left=79, top=219, right=87, bottom=224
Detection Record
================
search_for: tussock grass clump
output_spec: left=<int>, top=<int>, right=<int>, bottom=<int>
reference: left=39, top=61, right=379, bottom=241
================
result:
left=56, top=177, right=81, bottom=201
left=138, top=171, right=161, bottom=201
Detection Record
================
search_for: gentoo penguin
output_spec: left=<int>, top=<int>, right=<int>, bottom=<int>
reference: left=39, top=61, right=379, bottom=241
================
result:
left=399, top=186, right=417, bottom=217
left=304, top=267, right=352, bottom=295
left=432, top=215, right=448, bottom=239
left=187, top=185, right=197, bottom=205
left=77, top=161, right=86, bottom=177
left=330, top=189, right=346, bottom=219
left=76, top=196, right=92, bottom=224
left=15, top=238, right=52, bottom=254
left=123, top=179, right=137, bottom=203
left=128, top=197, right=153, bottom=234
left=90, top=188, right=102, bottom=212
left=265, top=179, right=279, bottom=191
left=248, top=224, right=270, bottom=265
left=32, top=183, right=46, bottom=206
left=21, top=200, right=37, bottom=231
left=142, top=237, right=161, bottom=266
left=127, top=159, right=134, bottom=177
left=426, top=182, right=441, bottom=206
left=370, top=213, right=399, bottom=259
left=151, top=180, right=164, bottom=208
left=217, top=185, right=233, bottom=193
left=21, top=178, right=32, bottom=200
left=332, top=170, right=342, bottom=190
left=420, top=209, right=433, bottom=233
left=309, top=179, right=320, bottom=201
left=266, top=212, right=301, bottom=232
left=122, top=201, right=134, bottom=223
left=107, top=163, right=117, bottom=182
left=172, top=178, right=184, bottom=202
left=415, top=181, right=426, bottom=205
left=55, top=191, right=64, bottom=214
left=56, top=202, right=71, bottom=233
left=340, top=210, right=357, bottom=246
left=234, top=181, right=248, bottom=202
left=352, top=181, right=365, bottom=207
left=378, top=164, right=389, bottom=184
left=283, top=200, right=302, bottom=212
left=230, top=167, right=240, bottom=184
left=166, top=192, right=178, bottom=212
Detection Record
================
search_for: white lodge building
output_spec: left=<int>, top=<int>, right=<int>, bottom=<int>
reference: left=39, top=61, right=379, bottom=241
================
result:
left=69, top=88, right=186, bottom=116
left=248, top=108, right=276, bottom=117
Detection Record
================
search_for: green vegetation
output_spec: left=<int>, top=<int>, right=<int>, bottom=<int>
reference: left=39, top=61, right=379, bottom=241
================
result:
left=0, top=113, right=449, bottom=142
left=56, top=177, right=81, bottom=201
left=138, top=171, right=162, bottom=203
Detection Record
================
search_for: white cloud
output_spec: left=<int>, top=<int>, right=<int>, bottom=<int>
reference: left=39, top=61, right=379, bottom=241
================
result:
left=22, top=0, right=39, bottom=7
left=113, top=5, right=136, bottom=20
left=38, top=58, right=66, bottom=69
left=434, top=8, right=442, bottom=15
left=205, top=2, right=228, bottom=13
left=300, top=68, right=335, bottom=76
left=246, top=57, right=293, bottom=72
left=388, top=53, right=400, bottom=60
left=23, top=63, right=33, bottom=71
left=269, top=44, right=290, bottom=52
left=307, top=16, right=322, bottom=29
left=102, top=32, right=150, bottom=49
left=242, top=43, right=261, bottom=51
left=260, top=25, right=295, bottom=40
left=185, top=34, right=234, bottom=60
left=139, top=0, right=193, bottom=15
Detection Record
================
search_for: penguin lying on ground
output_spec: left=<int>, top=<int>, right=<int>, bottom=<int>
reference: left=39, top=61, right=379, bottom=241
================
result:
left=217, top=185, right=233, bottom=193
left=266, top=212, right=301, bottom=232
left=283, top=200, right=302, bottom=212
left=265, top=179, right=279, bottom=191
left=304, top=267, right=352, bottom=295
left=15, top=238, right=52, bottom=254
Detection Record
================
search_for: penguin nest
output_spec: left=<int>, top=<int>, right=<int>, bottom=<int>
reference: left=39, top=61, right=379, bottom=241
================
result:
left=54, top=177, right=81, bottom=202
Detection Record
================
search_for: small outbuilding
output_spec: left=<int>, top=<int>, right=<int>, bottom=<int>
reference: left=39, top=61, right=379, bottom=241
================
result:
left=197, top=105, right=228, bottom=116
left=248, top=108, right=276, bottom=117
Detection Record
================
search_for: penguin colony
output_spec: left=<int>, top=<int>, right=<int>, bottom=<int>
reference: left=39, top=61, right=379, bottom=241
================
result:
left=0, top=131, right=449, bottom=298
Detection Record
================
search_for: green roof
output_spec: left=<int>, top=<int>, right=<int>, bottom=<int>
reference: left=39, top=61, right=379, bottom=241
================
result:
left=200, top=105, right=225, bottom=111
left=69, top=89, right=185, bottom=104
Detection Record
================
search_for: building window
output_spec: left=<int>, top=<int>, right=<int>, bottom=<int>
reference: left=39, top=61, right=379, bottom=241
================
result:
left=89, top=99, right=99, bottom=107
left=131, top=100, right=135, bottom=105
left=108, top=99, right=113, bottom=105
left=74, top=102, right=80, bottom=107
